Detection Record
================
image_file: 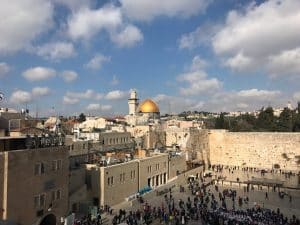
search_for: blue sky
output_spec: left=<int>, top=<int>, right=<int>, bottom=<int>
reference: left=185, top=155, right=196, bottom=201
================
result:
left=0, top=0, right=300, bottom=116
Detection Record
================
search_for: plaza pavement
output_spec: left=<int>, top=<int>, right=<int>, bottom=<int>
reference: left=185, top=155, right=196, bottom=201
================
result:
left=101, top=169, right=300, bottom=224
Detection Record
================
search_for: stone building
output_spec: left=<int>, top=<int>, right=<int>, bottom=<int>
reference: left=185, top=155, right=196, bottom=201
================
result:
left=73, top=130, right=133, bottom=152
left=168, top=154, right=187, bottom=179
left=85, top=152, right=185, bottom=206
left=126, top=90, right=160, bottom=126
left=127, top=125, right=166, bottom=150
left=0, top=136, right=69, bottom=225
left=165, top=127, right=209, bottom=163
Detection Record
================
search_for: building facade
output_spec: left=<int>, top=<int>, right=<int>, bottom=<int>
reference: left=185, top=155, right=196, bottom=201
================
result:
left=0, top=136, right=69, bottom=225
left=85, top=153, right=183, bottom=206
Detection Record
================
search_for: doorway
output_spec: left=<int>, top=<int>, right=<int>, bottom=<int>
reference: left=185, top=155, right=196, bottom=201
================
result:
left=39, top=214, right=56, bottom=225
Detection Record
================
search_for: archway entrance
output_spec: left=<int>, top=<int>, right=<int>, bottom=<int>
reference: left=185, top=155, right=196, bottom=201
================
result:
left=40, top=214, right=56, bottom=225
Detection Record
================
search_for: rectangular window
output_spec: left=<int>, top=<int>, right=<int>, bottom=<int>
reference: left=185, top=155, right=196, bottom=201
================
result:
left=107, top=177, right=110, bottom=185
left=111, top=176, right=114, bottom=185
left=57, top=160, right=62, bottom=170
left=34, top=163, right=41, bottom=175
left=56, top=189, right=61, bottom=200
left=41, top=163, right=45, bottom=174
left=34, top=196, right=40, bottom=208
left=52, top=160, right=57, bottom=171
left=35, top=163, right=45, bottom=175
left=51, top=189, right=61, bottom=201
left=40, top=194, right=45, bottom=207
left=52, top=160, right=62, bottom=171
left=51, top=191, right=56, bottom=201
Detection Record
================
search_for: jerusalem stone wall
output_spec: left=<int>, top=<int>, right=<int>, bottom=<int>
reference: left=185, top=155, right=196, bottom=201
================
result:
left=168, top=155, right=187, bottom=179
left=0, top=153, right=4, bottom=219
left=208, top=130, right=300, bottom=171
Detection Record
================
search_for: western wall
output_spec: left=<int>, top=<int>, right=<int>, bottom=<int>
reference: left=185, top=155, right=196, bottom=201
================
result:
left=207, top=130, right=300, bottom=171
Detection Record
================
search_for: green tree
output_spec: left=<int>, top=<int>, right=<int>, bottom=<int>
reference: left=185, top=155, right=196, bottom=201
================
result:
left=215, top=113, right=229, bottom=129
left=277, top=108, right=293, bottom=131
left=78, top=113, right=86, bottom=122
left=293, top=112, right=300, bottom=132
left=231, top=113, right=256, bottom=131
left=256, top=107, right=275, bottom=131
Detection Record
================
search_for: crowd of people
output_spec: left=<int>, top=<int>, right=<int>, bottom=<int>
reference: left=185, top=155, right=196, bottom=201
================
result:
left=210, top=164, right=299, bottom=179
left=73, top=165, right=299, bottom=225
left=73, top=205, right=112, bottom=225
left=107, top=178, right=299, bottom=225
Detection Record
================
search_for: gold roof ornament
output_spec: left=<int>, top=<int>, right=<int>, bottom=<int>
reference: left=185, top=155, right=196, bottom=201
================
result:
left=138, top=99, right=160, bottom=113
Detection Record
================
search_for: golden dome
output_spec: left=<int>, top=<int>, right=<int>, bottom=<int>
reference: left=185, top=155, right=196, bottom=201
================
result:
left=138, top=99, right=160, bottom=113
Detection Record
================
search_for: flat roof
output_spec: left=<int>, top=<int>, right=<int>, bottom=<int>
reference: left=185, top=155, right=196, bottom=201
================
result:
left=0, top=136, right=26, bottom=140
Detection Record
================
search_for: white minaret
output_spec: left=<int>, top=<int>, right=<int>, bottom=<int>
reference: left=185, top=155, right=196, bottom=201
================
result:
left=128, top=89, right=139, bottom=115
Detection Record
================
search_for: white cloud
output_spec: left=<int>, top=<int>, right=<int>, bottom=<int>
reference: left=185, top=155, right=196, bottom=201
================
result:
left=293, top=92, right=300, bottom=101
left=10, top=90, right=32, bottom=104
left=120, top=0, right=212, bottom=22
left=105, top=90, right=127, bottom=100
left=203, top=89, right=282, bottom=112
left=110, top=25, right=143, bottom=47
left=87, top=103, right=112, bottom=111
left=111, top=75, right=119, bottom=85
left=179, top=23, right=220, bottom=50
left=63, top=89, right=103, bottom=105
left=87, top=103, right=101, bottom=111
left=35, top=42, right=76, bottom=60
left=22, top=67, right=56, bottom=82
left=61, top=70, right=78, bottom=83
left=101, top=105, right=112, bottom=111
left=85, top=54, right=110, bottom=70
left=63, top=96, right=79, bottom=105
left=236, top=103, right=249, bottom=109
left=177, top=71, right=222, bottom=96
left=0, top=62, right=10, bottom=78
left=0, top=0, right=53, bottom=54
left=53, top=0, right=91, bottom=12
left=176, top=55, right=221, bottom=96
left=267, top=47, right=300, bottom=77
left=153, top=94, right=200, bottom=113
left=212, top=0, right=300, bottom=76
left=67, top=4, right=143, bottom=48
left=190, top=55, right=207, bottom=71
left=95, top=93, right=104, bottom=100
left=9, top=87, right=51, bottom=105
left=237, top=89, right=281, bottom=99
left=224, top=53, right=254, bottom=72
left=66, top=89, right=102, bottom=99
left=32, top=87, right=51, bottom=97
left=67, top=5, right=122, bottom=41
